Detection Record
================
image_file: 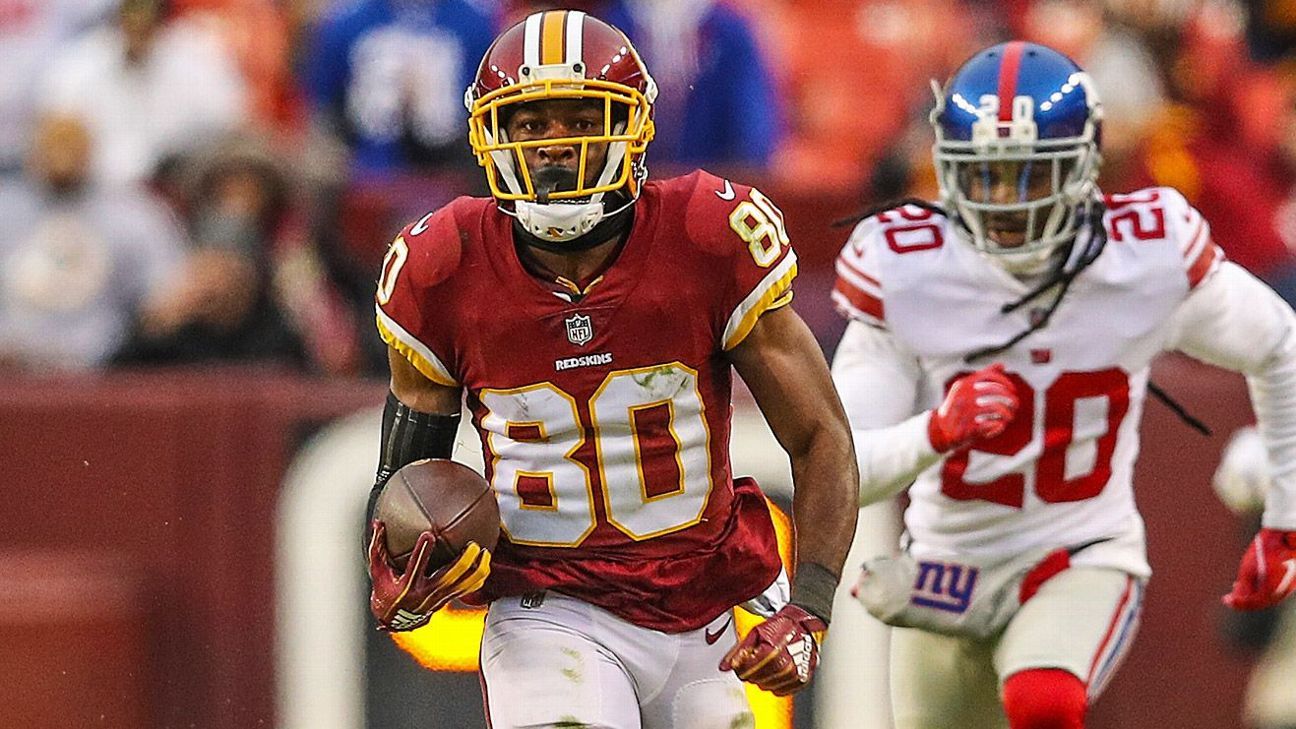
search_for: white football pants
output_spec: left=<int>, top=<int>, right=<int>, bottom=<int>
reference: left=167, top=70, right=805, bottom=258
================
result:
left=889, top=567, right=1145, bottom=729
left=480, top=592, right=754, bottom=729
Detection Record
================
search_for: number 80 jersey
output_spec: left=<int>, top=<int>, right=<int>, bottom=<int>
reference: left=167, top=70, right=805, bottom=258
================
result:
left=376, top=171, right=791, bottom=632
left=833, top=188, right=1225, bottom=576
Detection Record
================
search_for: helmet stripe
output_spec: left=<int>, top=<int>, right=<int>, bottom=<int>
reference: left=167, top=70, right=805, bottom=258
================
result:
left=566, top=11, right=585, bottom=66
left=997, top=40, right=1026, bottom=122
left=541, top=10, right=566, bottom=65
left=523, top=12, right=542, bottom=67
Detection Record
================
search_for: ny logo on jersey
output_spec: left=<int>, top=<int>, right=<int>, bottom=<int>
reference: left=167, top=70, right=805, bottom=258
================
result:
left=565, top=313, right=593, bottom=346
left=911, top=560, right=979, bottom=614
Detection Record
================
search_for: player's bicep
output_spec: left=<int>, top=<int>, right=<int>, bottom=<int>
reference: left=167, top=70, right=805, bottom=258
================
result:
left=388, top=346, right=462, bottom=414
left=830, top=320, right=925, bottom=430
left=728, top=306, right=848, bottom=455
left=1167, top=262, right=1296, bottom=374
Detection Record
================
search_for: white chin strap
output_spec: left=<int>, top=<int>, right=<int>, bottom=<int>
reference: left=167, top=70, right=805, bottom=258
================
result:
left=514, top=199, right=607, bottom=242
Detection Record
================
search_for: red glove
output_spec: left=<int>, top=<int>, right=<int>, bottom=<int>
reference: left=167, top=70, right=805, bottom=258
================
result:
left=928, top=363, right=1019, bottom=453
left=719, top=605, right=827, bottom=696
left=1224, top=528, right=1296, bottom=611
left=367, top=521, right=492, bottom=631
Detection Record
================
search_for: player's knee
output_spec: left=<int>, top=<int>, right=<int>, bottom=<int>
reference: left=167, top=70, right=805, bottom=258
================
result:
left=1002, top=669, right=1087, bottom=729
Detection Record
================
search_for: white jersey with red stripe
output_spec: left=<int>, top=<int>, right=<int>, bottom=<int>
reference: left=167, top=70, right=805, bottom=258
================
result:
left=832, top=187, right=1225, bottom=576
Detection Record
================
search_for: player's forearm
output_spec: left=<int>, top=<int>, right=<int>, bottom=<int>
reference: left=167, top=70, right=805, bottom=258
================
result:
left=787, top=421, right=859, bottom=578
left=1168, top=265, right=1296, bottom=528
left=830, top=321, right=937, bottom=505
left=852, top=412, right=943, bottom=506
left=727, top=307, right=858, bottom=618
left=1248, top=334, right=1296, bottom=529
left=367, top=348, right=465, bottom=548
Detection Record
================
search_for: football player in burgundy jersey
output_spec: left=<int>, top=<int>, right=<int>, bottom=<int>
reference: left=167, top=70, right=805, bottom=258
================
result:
left=364, top=10, right=859, bottom=727
left=831, top=42, right=1296, bottom=728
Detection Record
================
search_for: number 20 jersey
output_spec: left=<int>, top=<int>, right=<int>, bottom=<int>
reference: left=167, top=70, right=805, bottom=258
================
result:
left=376, top=171, right=790, bottom=632
left=833, top=188, right=1225, bottom=576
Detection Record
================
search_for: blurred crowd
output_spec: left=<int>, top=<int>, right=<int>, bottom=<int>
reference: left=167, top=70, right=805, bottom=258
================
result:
left=3, top=0, right=1296, bottom=724
left=7, top=0, right=1296, bottom=385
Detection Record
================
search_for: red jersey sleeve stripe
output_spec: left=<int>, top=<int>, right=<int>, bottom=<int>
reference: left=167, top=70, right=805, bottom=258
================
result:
left=1186, top=239, right=1224, bottom=289
left=833, top=276, right=884, bottom=321
left=1179, top=216, right=1207, bottom=256
left=837, top=254, right=881, bottom=288
left=834, top=259, right=883, bottom=299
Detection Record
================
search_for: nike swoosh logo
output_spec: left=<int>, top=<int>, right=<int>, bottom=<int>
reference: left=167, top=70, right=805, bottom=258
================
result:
left=715, top=179, right=735, bottom=201
left=410, top=212, right=434, bottom=235
left=1279, top=558, right=1296, bottom=595
left=704, top=616, right=733, bottom=645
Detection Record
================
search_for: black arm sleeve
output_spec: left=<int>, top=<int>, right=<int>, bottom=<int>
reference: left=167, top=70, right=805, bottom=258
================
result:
left=365, top=392, right=461, bottom=537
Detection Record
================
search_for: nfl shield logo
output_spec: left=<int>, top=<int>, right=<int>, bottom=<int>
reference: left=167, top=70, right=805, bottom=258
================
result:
left=565, top=313, right=593, bottom=346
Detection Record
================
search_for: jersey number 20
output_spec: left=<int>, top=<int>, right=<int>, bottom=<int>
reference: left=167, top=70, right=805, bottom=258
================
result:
left=941, top=369, right=1131, bottom=508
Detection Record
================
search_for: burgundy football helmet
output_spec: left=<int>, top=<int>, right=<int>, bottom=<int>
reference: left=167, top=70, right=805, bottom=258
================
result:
left=464, top=10, right=657, bottom=242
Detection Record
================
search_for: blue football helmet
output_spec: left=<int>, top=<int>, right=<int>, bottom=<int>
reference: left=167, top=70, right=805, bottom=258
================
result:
left=931, top=42, right=1103, bottom=274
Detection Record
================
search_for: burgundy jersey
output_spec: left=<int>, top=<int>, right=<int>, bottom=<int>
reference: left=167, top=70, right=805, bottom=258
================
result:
left=375, top=171, right=794, bottom=632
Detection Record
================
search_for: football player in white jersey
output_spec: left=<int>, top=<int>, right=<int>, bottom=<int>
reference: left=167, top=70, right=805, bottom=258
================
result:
left=831, top=41, right=1296, bottom=728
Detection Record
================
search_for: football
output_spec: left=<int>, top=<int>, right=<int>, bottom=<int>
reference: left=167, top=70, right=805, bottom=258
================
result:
left=373, top=459, right=500, bottom=570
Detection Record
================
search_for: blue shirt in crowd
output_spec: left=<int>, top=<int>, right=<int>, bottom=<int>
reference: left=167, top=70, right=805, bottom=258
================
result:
left=305, top=0, right=497, bottom=173
left=600, top=1, right=783, bottom=171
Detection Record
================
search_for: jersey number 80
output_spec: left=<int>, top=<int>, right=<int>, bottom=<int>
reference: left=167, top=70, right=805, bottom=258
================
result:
left=479, top=362, right=714, bottom=546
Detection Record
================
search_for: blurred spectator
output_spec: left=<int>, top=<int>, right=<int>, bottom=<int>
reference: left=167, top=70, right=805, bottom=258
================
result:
left=172, top=0, right=300, bottom=128
left=595, top=0, right=783, bottom=173
left=0, top=0, right=116, bottom=175
left=0, top=113, right=186, bottom=370
left=303, top=0, right=497, bottom=175
left=1129, top=8, right=1296, bottom=302
left=771, top=0, right=978, bottom=193
left=1243, top=0, right=1296, bottom=62
left=1019, top=0, right=1167, bottom=182
left=38, top=0, right=248, bottom=188
left=113, top=134, right=326, bottom=369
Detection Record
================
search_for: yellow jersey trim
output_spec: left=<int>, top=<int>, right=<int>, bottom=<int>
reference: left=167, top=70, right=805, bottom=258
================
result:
left=374, top=307, right=459, bottom=387
left=723, top=258, right=798, bottom=351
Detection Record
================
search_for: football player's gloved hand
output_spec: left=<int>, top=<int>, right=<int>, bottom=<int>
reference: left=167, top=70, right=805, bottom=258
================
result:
left=367, top=521, right=491, bottom=632
left=1223, top=528, right=1296, bottom=611
left=719, top=604, right=826, bottom=696
left=927, top=363, right=1019, bottom=453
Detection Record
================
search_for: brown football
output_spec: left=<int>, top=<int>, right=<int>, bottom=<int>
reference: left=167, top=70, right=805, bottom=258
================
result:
left=373, top=459, right=500, bottom=570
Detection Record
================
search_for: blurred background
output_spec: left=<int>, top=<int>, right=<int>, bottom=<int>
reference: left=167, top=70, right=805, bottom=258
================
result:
left=3, top=0, right=1296, bottom=727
